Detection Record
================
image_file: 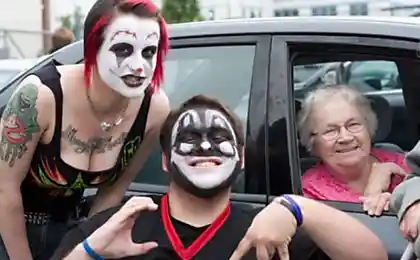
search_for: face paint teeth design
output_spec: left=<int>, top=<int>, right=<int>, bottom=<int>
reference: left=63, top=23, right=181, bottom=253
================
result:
left=120, top=75, right=147, bottom=88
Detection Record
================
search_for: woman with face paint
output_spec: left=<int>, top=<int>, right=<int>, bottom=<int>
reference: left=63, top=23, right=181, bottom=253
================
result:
left=0, top=0, right=169, bottom=259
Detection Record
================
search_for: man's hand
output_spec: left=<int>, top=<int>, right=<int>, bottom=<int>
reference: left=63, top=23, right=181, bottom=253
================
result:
left=82, top=196, right=158, bottom=259
left=400, top=201, right=420, bottom=242
left=229, top=199, right=297, bottom=260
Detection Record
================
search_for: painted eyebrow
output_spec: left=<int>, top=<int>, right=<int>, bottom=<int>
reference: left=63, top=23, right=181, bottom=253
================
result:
left=110, top=30, right=137, bottom=42
left=145, top=32, right=159, bottom=40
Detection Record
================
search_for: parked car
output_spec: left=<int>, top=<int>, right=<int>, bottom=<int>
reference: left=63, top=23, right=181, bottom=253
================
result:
left=0, top=56, right=49, bottom=88
left=2, top=16, right=420, bottom=259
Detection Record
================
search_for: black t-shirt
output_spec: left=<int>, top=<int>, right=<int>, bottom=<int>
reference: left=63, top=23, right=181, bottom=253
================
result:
left=50, top=196, right=328, bottom=260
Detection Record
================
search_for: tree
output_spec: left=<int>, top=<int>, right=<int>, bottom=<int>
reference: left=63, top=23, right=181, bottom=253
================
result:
left=60, top=15, right=73, bottom=30
left=59, top=6, right=83, bottom=40
left=162, top=0, right=203, bottom=24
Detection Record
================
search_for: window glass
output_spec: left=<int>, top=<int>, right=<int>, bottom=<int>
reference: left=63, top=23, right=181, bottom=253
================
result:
left=350, top=3, right=368, bottom=15
left=136, top=45, right=256, bottom=192
left=294, top=60, right=400, bottom=96
left=274, top=8, right=299, bottom=17
left=312, top=5, right=337, bottom=16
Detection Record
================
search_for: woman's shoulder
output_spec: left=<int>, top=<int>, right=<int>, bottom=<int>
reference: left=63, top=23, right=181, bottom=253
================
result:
left=372, top=148, right=406, bottom=164
left=149, top=88, right=169, bottom=111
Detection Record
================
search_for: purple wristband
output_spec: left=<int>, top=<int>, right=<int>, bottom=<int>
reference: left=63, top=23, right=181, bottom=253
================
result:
left=281, top=195, right=303, bottom=226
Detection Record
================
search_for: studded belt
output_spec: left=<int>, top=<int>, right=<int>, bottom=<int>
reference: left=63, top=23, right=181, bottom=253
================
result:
left=24, top=212, right=51, bottom=225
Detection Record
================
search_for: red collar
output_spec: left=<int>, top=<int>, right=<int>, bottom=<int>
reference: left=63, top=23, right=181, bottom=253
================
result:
left=160, top=194, right=231, bottom=260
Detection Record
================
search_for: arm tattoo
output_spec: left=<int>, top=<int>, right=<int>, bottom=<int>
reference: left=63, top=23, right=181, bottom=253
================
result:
left=0, top=84, right=40, bottom=167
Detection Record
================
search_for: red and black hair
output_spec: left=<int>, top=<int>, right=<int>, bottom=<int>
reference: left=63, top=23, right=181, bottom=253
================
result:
left=83, top=0, right=169, bottom=91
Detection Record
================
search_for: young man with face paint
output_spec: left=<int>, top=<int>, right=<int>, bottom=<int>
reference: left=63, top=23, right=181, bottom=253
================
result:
left=0, top=0, right=170, bottom=259
left=51, top=96, right=387, bottom=260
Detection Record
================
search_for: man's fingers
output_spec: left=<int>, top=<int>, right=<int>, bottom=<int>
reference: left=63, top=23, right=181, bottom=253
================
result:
left=229, top=238, right=252, bottom=260
left=129, top=241, right=158, bottom=256
left=112, top=197, right=158, bottom=224
left=276, top=244, right=290, bottom=260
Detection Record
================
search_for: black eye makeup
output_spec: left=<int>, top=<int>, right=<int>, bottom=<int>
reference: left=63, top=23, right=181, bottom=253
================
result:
left=142, top=46, right=157, bottom=59
left=109, top=42, right=133, bottom=58
left=208, top=129, right=232, bottom=143
left=177, top=131, right=201, bottom=144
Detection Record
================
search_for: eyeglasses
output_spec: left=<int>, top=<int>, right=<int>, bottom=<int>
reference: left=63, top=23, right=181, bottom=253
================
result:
left=311, top=122, right=365, bottom=141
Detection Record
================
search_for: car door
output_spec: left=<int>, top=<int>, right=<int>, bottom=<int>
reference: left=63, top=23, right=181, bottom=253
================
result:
left=269, top=34, right=420, bottom=259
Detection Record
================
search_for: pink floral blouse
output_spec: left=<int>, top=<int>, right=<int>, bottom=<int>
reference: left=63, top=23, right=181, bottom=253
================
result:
left=302, top=148, right=409, bottom=203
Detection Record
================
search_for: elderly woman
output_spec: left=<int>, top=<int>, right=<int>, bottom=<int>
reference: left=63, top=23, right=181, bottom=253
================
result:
left=299, top=85, right=408, bottom=215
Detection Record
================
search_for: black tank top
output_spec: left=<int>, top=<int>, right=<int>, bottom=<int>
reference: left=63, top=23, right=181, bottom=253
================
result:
left=20, top=61, right=152, bottom=218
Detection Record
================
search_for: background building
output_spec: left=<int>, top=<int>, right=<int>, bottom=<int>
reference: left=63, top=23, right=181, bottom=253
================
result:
left=271, top=0, right=420, bottom=17
left=0, top=0, right=45, bottom=58
left=0, top=0, right=419, bottom=59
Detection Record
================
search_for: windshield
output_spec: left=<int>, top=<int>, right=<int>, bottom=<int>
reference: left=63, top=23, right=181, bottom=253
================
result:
left=0, top=70, right=22, bottom=88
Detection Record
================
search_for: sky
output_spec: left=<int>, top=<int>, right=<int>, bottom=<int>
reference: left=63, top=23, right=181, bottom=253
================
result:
left=51, top=0, right=95, bottom=28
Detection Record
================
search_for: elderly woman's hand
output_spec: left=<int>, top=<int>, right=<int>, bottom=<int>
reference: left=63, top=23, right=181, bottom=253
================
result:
left=359, top=192, right=392, bottom=216
left=359, top=162, right=406, bottom=216
left=364, top=162, right=407, bottom=196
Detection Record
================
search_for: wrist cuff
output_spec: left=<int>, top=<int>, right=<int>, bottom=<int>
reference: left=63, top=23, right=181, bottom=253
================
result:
left=278, top=195, right=303, bottom=227
left=82, top=239, right=104, bottom=260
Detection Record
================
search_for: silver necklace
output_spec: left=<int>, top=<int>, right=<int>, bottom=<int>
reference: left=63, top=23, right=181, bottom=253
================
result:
left=86, top=89, right=128, bottom=132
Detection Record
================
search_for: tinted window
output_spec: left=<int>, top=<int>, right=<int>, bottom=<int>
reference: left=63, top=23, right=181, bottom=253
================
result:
left=348, top=60, right=399, bottom=91
left=135, top=45, right=256, bottom=191
left=294, top=60, right=400, bottom=96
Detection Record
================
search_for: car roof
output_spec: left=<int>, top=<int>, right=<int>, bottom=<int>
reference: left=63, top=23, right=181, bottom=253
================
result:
left=0, top=57, right=46, bottom=71
left=58, top=16, right=420, bottom=55
left=168, top=16, right=420, bottom=40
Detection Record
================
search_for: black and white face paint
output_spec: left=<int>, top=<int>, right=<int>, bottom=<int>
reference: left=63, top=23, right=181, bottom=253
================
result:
left=168, top=108, right=241, bottom=198
left=97, top=14, right=159, bottom=98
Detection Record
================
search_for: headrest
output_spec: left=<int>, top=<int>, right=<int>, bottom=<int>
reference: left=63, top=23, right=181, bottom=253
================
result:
left=366, top=95, right=393, bottom=143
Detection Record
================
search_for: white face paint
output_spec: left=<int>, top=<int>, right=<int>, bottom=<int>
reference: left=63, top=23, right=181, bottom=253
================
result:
left=96, top=14, right=160, bottom=98
left=169, top=108, right=240, bottom=189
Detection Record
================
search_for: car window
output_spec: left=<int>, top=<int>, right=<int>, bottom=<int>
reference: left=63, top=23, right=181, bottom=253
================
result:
left=283, top=42, right=417, bottom=206
left=135, top=45, right=256, bottom=191
left=348, top=60, right=399, bottom=91
left=294, top=60, right=401, bottom=98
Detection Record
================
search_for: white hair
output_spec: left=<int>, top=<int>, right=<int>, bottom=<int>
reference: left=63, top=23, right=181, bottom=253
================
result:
left=297, top=85, right=378, bottom=152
